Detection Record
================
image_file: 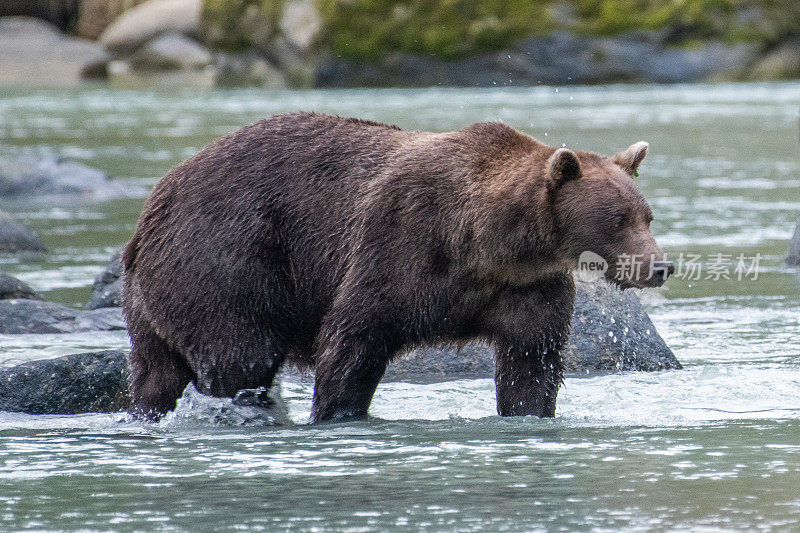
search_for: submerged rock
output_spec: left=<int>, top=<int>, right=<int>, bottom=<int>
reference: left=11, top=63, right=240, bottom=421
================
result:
left=564, top=281, right=679, bottom=372
left=787, top=219, right=800, bottom=267
left=0, top=273, right=42, bottom=300
left=0, top=211, right=46, bottom=253
left=0, top=351, right=288, bottom=420
left=0, top=299, right=125, bottom=334
left=0, top=350, right=130, bottom=414
left=86, top=250, right=124, bottom=310
left=0, top=154, right=111, bottom=198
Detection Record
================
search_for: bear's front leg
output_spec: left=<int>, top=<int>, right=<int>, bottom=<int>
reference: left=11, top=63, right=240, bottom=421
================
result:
left=487, top=275, right=575, bottom=418
left=494, top=340, right=564, bottom=417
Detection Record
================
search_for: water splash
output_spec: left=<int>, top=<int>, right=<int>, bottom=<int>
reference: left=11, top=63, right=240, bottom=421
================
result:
left=159, top=383, right=291, bottom=428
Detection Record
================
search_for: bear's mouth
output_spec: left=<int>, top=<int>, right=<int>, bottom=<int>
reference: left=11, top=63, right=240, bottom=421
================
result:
left=607, top=272, right=667, bottom=290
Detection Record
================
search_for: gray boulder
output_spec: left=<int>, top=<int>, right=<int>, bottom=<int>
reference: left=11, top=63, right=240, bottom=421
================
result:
left=0, top=17, right=107, bottom=87
left=0, top=351, right=288, bottom=419
left=0, top=350, right=130, bottom=414
left=0, top=299, right=125, bottom=334
left=563, top=281, right=679, bottom=372
left=100, top=0, right=201, bottom=56
left=0, top=154, right=111, bottom=198
left=0, top=273, right=42, bottom=300
left=129, top=33, right=212, bottom=71
left=279, top=0, right=322, bottom=53
left=787, top=219, right=800, bottom=267
left=0, top=211, right=46, bottom=253
left=86, top=250, right=124, bottom=310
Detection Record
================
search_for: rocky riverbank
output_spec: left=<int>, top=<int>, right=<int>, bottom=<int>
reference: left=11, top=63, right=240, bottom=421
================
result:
left=1, top=0, right=799, bottom=88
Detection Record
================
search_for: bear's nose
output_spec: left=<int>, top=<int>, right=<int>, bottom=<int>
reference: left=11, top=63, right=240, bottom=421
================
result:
left=653, top=260, right=674, bottom=283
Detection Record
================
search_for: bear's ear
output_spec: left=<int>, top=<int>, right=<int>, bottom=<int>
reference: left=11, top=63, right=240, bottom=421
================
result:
left=613, top=141, right=649, bottom=177
left=547, top=148, right=582, bottom=186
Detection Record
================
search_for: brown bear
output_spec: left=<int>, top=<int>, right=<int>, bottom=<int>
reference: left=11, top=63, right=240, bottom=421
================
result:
left=123, top=112, right=672, bottom=423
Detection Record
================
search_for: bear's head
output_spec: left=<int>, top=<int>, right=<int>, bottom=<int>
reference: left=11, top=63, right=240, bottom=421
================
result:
left=547, top=142, right=673, bottom=289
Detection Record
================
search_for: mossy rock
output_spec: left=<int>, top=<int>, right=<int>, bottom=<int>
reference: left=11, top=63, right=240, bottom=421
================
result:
left=316, top=0, right=553, bottom=61
left=198, top=0, right=800, bottom=63
left=200, top=0, right=285, bottom=51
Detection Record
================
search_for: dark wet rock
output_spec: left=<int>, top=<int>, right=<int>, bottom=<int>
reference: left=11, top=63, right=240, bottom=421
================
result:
left=384, top=344, right=494, bottom=381
left=72, top=307, right=127, bottom=331
left=86, top=250, right=123, bottom=310
left=0, top=273, right=42, bottom=300
left=0, top=154, right=111, bottom=198
left=0, top=17, right=107, bottom=87
left=563, top=281, right=680, bottom=372
left=0, top=350, right=130, bottom=414
left=787, top=219, right=800, bottom=267
left=0, top=211, right=46, bottom=253
left=0, top=351, right=289, bottom=420
left=0, top=1, right=82, bottom=32
left=0, top=299, right=125, bottom=334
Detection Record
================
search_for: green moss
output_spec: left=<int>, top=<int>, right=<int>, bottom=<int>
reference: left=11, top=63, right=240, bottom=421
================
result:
left=199, top=0, right=800, bottom=60
left=201, top=0, right=286, bottom=52
left=316, top=0, right=553, bottom=60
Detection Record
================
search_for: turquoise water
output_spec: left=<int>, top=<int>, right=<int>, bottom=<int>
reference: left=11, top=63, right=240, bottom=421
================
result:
left=0, top=83, right=799, bottom=531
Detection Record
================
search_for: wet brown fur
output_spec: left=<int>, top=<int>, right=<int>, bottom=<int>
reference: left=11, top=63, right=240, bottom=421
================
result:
left=123, top=112, right=666, bottom=422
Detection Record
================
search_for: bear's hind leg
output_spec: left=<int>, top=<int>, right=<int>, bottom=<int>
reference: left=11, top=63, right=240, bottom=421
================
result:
left=128, top=321, right=195, bottom=419
left=311, top=333, right=396, bottom=423
left=191, top=334, right=286, bottom=400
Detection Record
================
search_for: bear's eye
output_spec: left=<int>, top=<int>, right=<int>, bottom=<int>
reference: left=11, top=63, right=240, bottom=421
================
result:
left=615, top=214, right=627, bottom=229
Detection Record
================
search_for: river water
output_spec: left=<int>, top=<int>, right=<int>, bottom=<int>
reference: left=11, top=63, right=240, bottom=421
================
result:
left=0, top=83, right=798, bottom=531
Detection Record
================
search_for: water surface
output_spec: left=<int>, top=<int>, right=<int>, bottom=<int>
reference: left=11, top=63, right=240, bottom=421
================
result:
left=0, top=83, right=799, bottom=531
